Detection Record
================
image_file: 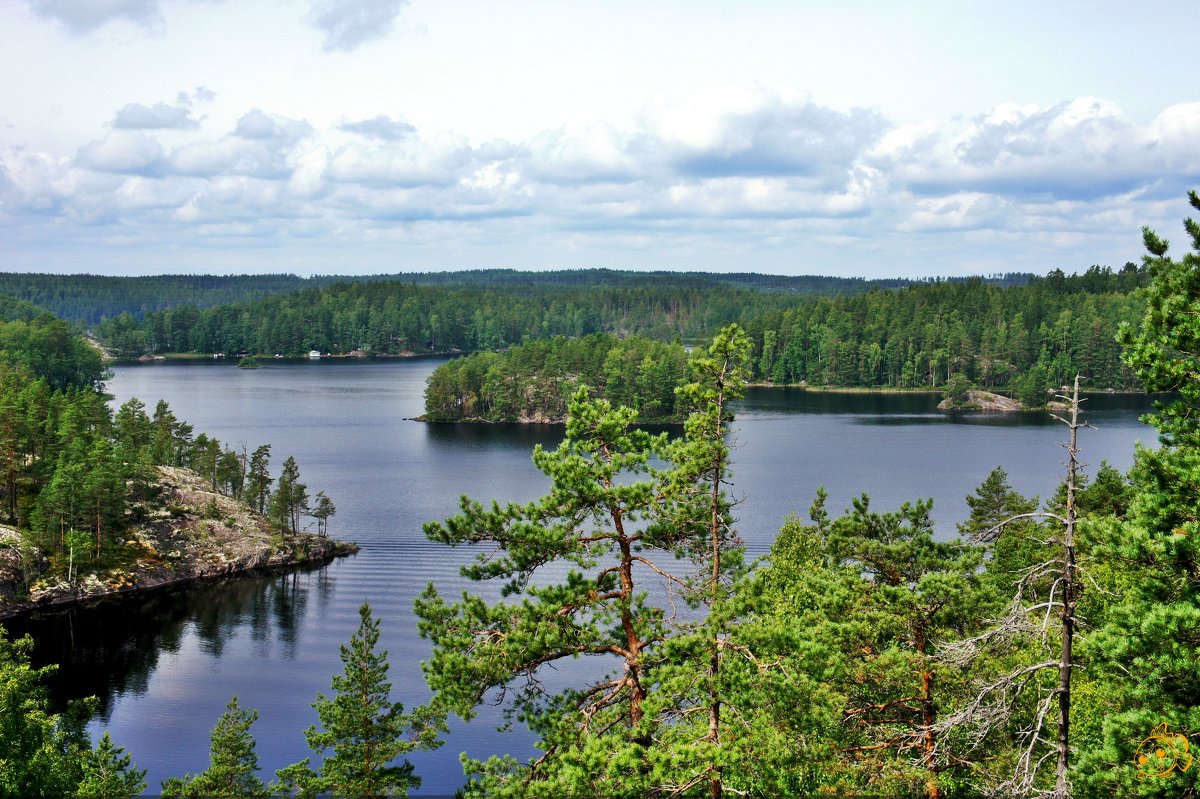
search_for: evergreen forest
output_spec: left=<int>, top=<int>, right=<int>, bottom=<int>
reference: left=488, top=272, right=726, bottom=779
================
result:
left=81, top=265, right=1147, bottom=404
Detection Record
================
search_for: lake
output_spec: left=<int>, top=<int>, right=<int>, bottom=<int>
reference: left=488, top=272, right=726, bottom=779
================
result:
left=11, top=360, right=1156, bottom=795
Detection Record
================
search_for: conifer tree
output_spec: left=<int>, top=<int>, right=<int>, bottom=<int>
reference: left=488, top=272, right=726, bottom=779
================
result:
left=279, top=602, right=429, bottom=798
left=1075, top=191, right=1200, bottom=796
left=417, top=326, right=764, bottom=796
left=416, top=384, right=674, bottom=796
left=269, top=456, right=308, bottom=534
left=161, top=696, right=267, bottom=799
left=653, top=323, right=750, bottom=798
left=76, top=733, right=147, bottom=799
left=245, top=444, right=272, bottom=514
left=310, top=491, right=336, bottom=537
left=0, top=626, right=129, bottom=798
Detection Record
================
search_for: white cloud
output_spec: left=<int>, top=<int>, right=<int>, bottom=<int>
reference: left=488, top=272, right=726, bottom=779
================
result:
left=234, top=109, right=311, bottom=142
left=325, top=136, right=474, bottom=188
left=287, top=145, right=330, bottom=198
left=5, top=89, right=1197, bottom=275
left=307, top=0, right=410, bottom=52
left=113, top=101, right=200, bottom=130
left=869, top=98, right=1196, bottom=204
left=176, top=87, right=216, bottom=107
left=76, top=131, right=164, bottom=175
left=664, top=101, right=886, bottom=182
left=25, top=0, right=167, bottom=33
left=338, top=115, right=416, bottom=141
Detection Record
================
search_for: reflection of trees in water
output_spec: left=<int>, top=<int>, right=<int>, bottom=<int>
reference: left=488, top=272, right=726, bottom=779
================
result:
left=6, top=563, right=334, bottom=718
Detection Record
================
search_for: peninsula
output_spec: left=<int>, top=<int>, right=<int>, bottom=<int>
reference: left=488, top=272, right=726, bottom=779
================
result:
left=0, top=465, right=357, bottom=619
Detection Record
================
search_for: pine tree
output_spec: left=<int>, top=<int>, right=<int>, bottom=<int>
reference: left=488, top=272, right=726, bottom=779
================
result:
left=1075, top=191, right=1200, bottom=796
left=161, top=696, right=267, bottom=798
left=75, top=732, right=147, bottom=799
left=310, top=491, right=336, bottom=537
left=244, top=444, right=272, bottom=514
left=280, top=602, right=428, bottom=798
left=269, top=456, right=308, bottom=534
left=0, top=626, right=129, bottom=798
left=415, top=384, right=674, bottom=797
left=417, top=326, right=769, bottom=796
left=654, top=323, right=751, bottom=798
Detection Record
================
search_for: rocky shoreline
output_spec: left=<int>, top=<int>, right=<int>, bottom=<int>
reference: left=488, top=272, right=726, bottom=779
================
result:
left=937, top=389, right=1068, bottom=412
left=0, top=465, right=358, bottom=620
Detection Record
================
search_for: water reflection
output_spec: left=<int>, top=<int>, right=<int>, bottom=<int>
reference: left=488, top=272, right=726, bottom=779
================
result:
left=738, top=388, right=1160, bottom=429
left=8, top=564, right=332, bottom=717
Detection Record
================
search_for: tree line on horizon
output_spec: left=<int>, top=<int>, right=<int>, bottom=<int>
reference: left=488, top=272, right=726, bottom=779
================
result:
left=82, top=263, right=1149, bottom=404
left=420, top=267, right=1146, bottom=424
left=0, top=269, right=997, bottom=328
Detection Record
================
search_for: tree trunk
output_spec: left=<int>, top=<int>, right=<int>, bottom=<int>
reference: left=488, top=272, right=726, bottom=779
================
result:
left=915, top=621, right=941, bottom=799
left=1054, top=375, right=1081, bottom=798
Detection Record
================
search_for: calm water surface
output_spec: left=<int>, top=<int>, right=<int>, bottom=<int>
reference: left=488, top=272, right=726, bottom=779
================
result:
left=12, top=361, right=1155, bottom=795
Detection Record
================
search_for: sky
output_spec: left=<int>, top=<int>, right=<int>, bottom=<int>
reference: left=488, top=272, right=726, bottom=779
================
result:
left=1, top=1, right=1199, bottom=278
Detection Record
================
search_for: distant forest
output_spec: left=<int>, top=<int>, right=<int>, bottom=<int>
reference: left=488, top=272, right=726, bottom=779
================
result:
left=0, top=269, right=944, bottom=326
left=77, top=263, right=1149, bottom=393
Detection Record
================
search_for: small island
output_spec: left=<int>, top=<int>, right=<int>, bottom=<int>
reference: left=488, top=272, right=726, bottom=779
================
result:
left=421, top=333, right=687, bottom=424
left=937, top=389, right=1027, bottom=412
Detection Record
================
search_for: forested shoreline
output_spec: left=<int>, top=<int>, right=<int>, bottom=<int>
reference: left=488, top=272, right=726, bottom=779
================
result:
left=0, top=299, right=343, bottom=611
left=422, top=333, right=689, bottom=422
left=416, top=265, right=1147, bottom=422
left=79, top=264, right=1150, bottom=419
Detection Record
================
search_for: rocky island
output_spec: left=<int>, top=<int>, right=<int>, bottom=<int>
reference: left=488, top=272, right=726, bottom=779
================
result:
left=937, top=389, right=1025, bottom=412
left=0, top=465, right=357, bottom=619
left=937, top=389, right=1068, bottom=412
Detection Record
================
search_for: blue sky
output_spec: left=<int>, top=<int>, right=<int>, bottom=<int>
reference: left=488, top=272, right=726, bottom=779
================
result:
left=2, top=0, right=1198, bottom=277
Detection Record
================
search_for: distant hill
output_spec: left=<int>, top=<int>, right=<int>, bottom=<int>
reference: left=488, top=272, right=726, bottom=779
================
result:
left=0, top=269, right=1034, bottom=324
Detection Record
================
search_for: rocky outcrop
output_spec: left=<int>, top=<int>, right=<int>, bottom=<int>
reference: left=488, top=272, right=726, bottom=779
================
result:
left=0, top=466, right=357, bottom=619
left=938, top=390, right=1025, bottom=412
left=0, top=526, right=47, bottom=603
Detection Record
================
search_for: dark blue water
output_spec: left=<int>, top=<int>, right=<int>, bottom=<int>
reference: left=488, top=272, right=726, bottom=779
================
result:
left=10, top=361, right=1155, bottom=795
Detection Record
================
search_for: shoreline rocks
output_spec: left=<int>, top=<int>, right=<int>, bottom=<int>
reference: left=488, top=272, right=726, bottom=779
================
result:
left=938, top=390, right=1025, bottom=412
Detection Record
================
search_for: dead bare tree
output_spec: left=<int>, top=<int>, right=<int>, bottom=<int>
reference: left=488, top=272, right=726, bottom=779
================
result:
left=938, top=375, right=1092, bottom=798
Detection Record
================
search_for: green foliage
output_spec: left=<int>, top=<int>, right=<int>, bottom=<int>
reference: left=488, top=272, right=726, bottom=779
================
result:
left=744, top=273, right=1142, bottom=390
left=423, top=333, right=687, bottom=423
left=75, top=733, right=147, bottom=799
left=941, top=372, right=973, bottom=406
left=245, top=444, right=272, bottom=515
left=281, top=602, right=432, bottom=798
left=78, top=267, right=1141, bottom=396
left=161, top=696, right=268, bottom=799
left=416, top=326, right=753, bottom=795
left=416, top=383, right=674, bottom=795
left=1014, top=363, right=1051, bottom=407
left=1076, top=191, right=1200, bottom=797
left=2, top=270, right=923, bottom=330
left=0, top=626, right=140, bottom=798
left=0, top=313, right=108, bottom=391
left=310, top=491, right=336, bottom=537
left=269, top=456, right=308, bottom=534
